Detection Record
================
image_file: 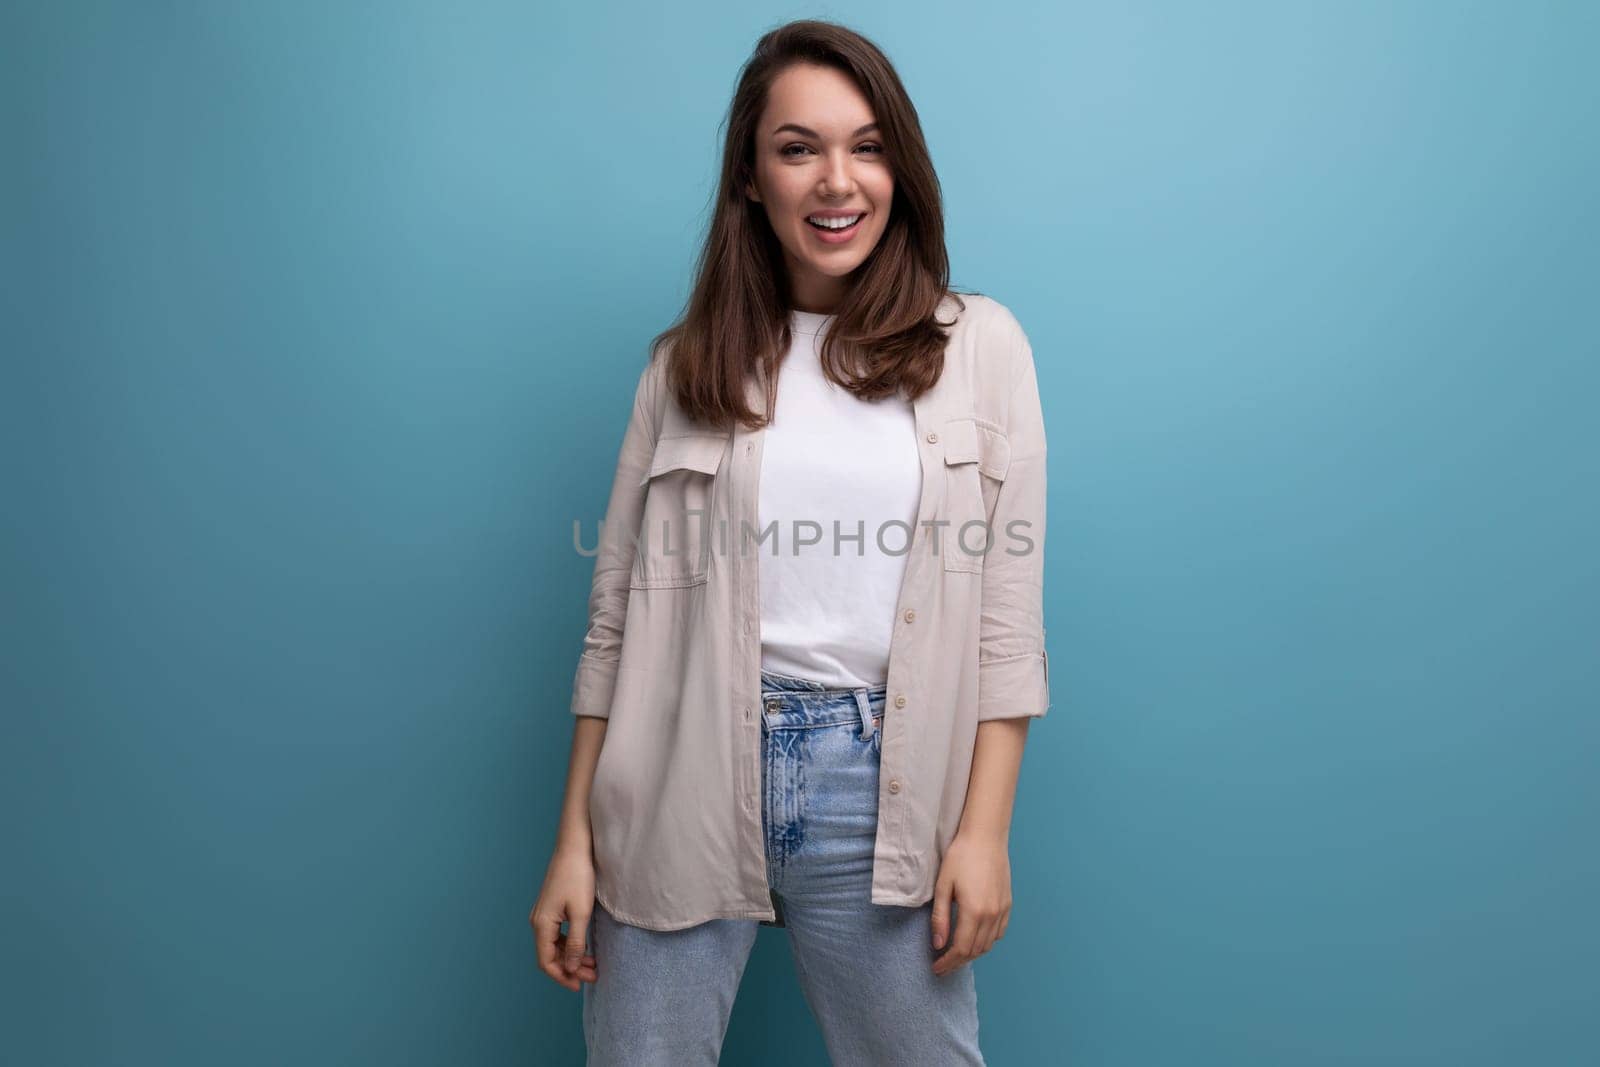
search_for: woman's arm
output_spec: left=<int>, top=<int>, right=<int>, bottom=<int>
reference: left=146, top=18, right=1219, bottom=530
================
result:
left=932, top=717, right=1030, bottom=975
left=556, top=716, right=609, bottom=858
left=532, top=360, right=659, bottom=991
left=957, top=718, right=1030, bottom=843
left=569, top=361, right=661, bottom=718
left=974, top=305, right=1050, bottom=722
left=932, top=306, right=1050, bottom=975
left=531, top=717, right=607, bottom=991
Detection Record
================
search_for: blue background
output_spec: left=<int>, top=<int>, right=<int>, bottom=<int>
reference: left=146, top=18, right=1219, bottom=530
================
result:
left=4, top=1, right=1595, bottom=1064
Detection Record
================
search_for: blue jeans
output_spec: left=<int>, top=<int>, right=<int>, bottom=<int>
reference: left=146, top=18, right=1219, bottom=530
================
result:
left=581, top=668, right=985, bottom=1065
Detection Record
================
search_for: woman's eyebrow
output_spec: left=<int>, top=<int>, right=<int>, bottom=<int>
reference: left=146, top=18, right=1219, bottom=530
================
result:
left=771, top=122, right=880, bottom=139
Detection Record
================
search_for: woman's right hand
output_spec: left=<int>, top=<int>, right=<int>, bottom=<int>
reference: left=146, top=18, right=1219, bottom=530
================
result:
left=530, top=845, right=599, bottom=991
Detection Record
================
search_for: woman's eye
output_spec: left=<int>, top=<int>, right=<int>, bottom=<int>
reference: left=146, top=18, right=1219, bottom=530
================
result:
left=779, top=143, right=885, bottom=158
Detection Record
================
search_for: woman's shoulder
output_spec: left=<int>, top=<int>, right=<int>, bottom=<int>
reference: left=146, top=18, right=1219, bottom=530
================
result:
left=964, top=289, right=1029, bottom=338
left=945, top=291, right=1035, bottom=388
left=615, top=334, right=673, bottom=442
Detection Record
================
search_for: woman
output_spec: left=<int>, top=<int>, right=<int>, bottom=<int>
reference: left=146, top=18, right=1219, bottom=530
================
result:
left=531, top=19, right=1049, bottom=1065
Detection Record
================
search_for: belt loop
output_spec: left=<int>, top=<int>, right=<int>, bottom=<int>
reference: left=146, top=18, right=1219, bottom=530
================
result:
left=853, top=688, right=875, bottom=740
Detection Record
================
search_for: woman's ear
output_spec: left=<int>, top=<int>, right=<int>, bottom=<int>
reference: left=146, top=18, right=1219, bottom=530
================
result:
left=744, top=182, right=761, bottom=204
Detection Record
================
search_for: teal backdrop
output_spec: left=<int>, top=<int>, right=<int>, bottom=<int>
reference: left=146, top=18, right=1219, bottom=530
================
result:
left=4, top=1, right=1595, bottom=1064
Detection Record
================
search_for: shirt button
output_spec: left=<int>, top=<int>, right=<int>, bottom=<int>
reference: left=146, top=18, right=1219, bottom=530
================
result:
left=888, top=779, right=901, bottom=793
left=926, top=432, right=938, bottom=444
left=903, top=608, right=915, bottom=623
left=746, top=442, right=753, bottom=454
left=895, top=694, right=907, bottom=708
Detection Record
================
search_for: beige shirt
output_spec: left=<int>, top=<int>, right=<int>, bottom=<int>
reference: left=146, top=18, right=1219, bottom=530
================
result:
left=570, top=292, right=1050, bottom=931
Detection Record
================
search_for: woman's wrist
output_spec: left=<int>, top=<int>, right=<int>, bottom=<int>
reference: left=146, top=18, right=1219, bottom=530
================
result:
left=554, top=827, right=594, bottom=860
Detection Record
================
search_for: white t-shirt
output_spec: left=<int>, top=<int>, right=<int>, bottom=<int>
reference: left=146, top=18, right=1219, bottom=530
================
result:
left=757, top=309, right=923, bottom=688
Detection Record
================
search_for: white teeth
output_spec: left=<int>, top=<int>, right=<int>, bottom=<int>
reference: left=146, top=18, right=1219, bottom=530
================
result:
left=807, top=213, right=863, bottom=230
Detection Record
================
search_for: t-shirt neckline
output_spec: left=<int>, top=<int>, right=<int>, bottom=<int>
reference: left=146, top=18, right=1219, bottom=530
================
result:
left=789, top=309, right=834, bottom=336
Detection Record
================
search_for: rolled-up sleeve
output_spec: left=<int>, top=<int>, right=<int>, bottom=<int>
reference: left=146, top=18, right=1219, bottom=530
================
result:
left=570, top=361, right=658, bottom=718
left=976, top=310, right=1051, bottom=722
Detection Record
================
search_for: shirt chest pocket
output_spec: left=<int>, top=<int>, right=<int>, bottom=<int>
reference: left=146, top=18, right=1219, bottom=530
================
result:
left=631, top=433, right=727, bottom=589
left=940, top=415, right=1011, bottom=574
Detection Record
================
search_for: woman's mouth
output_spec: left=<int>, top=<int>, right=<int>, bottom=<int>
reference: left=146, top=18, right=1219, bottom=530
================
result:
left=805, top=212, right=866, bottom=244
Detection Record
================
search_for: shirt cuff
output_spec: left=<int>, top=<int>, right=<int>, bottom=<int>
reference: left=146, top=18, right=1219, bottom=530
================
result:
left=571, top=652, right=618, bottom=718
left=976, top=649, right=1050, bottom=721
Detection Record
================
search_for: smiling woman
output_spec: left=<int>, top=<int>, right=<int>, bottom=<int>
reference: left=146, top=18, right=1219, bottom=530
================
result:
left=533, top=18, right=1050, bottom=1067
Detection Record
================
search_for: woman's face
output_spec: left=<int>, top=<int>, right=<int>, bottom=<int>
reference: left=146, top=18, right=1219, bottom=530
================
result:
left=745, top=63, right=895, bottom=314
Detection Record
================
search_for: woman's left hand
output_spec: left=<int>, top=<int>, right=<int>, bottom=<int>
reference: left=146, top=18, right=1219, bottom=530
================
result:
left=929, top=830, right=1012, bottom=975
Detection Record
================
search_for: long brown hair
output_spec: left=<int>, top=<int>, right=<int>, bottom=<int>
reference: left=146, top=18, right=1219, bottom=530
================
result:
left=650, top=19, right=970, bottom=430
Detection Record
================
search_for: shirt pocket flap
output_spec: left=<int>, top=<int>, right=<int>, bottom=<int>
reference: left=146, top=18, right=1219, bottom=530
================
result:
left=942, top=417, right=1011, bottom=481
left=638, top=434, right=728, bottom=487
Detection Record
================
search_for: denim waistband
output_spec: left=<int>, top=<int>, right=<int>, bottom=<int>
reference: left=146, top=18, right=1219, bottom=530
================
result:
left=759, top=669, right=887, bottom=736
left=760, top=667, right=888, bottom=696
